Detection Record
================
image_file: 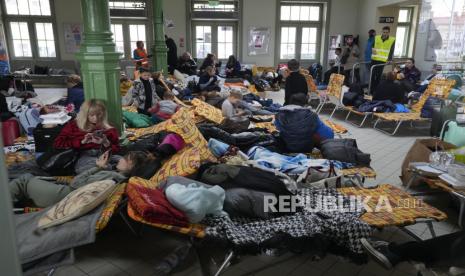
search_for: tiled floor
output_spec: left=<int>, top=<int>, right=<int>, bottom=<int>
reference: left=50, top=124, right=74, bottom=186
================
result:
left=37, top=92, right=461, bottom=276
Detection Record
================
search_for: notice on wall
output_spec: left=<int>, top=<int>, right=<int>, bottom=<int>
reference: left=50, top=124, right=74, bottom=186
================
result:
left=248, top=27, right=270, bottom=56
left=64, top=23, right=82, bottom=53
left=379, top=17, right=395, bottom=23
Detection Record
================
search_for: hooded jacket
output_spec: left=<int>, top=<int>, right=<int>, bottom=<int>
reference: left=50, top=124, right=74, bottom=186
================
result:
left=275, top=105, right=319, bottom=153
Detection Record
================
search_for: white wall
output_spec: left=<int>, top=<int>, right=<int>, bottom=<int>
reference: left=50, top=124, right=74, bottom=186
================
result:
left=54, top=0, right=82, bottom=61
left=163, top=0, right=186, bottom=57
left=241, top=0, right=277, bottom=66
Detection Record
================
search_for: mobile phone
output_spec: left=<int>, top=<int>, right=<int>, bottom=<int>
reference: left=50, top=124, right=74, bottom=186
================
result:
left=93, top=130, right=104, bottom=138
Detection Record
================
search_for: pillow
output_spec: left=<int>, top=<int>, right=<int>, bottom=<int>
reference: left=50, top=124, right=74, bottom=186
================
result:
left=150, top=147, right=201, bottom=183
left=95, top=183, right=126, bottom=232
left=38, top=180, right=116, bottom=229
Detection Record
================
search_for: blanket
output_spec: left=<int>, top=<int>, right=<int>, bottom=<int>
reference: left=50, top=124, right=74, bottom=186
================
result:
left=203, top=188, right=371, bottom=261
left=16, top=204, right=104, bottom=275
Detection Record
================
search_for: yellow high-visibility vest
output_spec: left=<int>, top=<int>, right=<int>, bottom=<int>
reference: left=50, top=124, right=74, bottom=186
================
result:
left=371, top=35, right=395, bottom=62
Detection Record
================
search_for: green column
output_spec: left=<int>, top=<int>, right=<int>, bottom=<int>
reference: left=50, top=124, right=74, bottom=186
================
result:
left=152, top=0, right=168, bottom=73
left=76, top=0, right=122, bottom=133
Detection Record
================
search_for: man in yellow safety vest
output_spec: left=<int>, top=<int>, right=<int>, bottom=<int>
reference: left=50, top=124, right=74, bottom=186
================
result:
left=370, top=26, right=395, bottom=93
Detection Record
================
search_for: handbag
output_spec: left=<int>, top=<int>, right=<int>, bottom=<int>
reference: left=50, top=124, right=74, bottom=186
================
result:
left=296, top=162, right=338, bottom=186
left=36, top=149, right=78, bottom=176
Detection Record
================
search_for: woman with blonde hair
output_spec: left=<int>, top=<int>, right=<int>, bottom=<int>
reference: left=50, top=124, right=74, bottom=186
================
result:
left=54, top=99, right=120, bottom=173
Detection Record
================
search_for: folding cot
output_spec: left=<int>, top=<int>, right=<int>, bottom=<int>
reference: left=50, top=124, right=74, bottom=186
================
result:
left=314, top=73, right=345, bottom=115
left=122, top=181, right=447, bottom=276
left=372, top=79, right=456, bottom=135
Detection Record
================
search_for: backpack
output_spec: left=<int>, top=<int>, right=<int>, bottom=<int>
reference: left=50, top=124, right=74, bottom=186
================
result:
left=421, top=96, right=443, bottom=118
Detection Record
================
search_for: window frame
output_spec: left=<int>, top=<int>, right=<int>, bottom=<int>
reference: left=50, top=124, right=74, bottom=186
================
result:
left=276, top=2, right=323, bottom=64
left=192, top=21, right=237, bottom=61
left=1, top=0, right=59, bottom=60
left=109, top=0, right=152, bottom=61
left=110, top=18, right=151, bottom=60
left=394, top=7, right=414, bottom=58
left=187, top=0, right=241, bottom=62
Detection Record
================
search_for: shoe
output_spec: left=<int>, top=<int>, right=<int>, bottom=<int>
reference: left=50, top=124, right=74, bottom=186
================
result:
left=360, top=238, right=394, bottom=270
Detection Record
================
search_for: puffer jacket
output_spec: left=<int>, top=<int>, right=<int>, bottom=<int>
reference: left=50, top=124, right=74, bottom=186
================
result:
left=275, top=105, right=319, bottom=153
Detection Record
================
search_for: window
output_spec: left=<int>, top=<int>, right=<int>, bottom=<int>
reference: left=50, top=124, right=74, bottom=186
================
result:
left=280, top=27, right=296, bottom=59
left=278, top=2, right=323, bottom=62
left=195, top=25, right=212, bottom=59
left=111, top=24, right=125, bottom=55
left=109, top=1, right=150, bottom=59
left=5, top=0, right=51, bottom=16
left=10, top=22, right=32, bottom=57
left=190, top=1, right=239, bottom=60
left=35, top=22, right=55, bottom=57
left=394, top=8, right=413, bottom=58
left=3, top=0, right=56, bottom=58
left=193, top=23, right=236, bottom=60
left=217, top=26, right=233, bottom=59
left=129, top=24, right=146, bottom=49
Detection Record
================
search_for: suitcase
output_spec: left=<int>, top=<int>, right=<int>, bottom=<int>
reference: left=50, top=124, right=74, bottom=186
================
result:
left=430, top=102, right=457, bottom=137
left=33, top=124, right=65, bottom=152
left=1, top=118, right=20, bottom=146
left=441, top=120, right=465, bottom=147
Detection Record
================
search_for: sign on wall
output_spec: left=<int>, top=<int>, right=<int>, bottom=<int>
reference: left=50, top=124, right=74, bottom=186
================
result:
left=248, top=27, right=271, bottom=56
left=379, top=17, right=395, bottom=23
left=64, top=23, right=82, bottom=53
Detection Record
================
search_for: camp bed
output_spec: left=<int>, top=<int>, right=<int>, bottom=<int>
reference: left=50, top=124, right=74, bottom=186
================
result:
left=373, top=79, right=456, bottom=136
left=122, top=183, right=446, bottom=276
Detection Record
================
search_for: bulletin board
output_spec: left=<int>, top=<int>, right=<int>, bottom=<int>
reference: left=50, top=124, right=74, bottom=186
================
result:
left=248, top=27, right=271, bottom=56
left=64, top=23, right=82, bottom=53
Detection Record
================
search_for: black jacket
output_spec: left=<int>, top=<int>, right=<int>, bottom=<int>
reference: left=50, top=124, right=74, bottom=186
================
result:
left=372, top=80, right=405, bottom=104
left=284, top=71, right=308, bottom=105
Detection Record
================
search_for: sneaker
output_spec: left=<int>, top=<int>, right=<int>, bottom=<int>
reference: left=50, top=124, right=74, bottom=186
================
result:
left=360, top=238, right=394, bottom=270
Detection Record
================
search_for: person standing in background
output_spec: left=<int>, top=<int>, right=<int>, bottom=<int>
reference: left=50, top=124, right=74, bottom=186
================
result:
left=165, top=35, right=178, bottom=74
left=364, top=29, right=376, bottom=84
left=370, top=26, right=395, bottom=94
left=341, top=35, right=360, bottom=85
left=133, top=41, right=152, bottom=71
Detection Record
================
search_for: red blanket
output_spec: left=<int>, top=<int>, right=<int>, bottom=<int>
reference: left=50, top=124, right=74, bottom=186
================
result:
left=127, top=182, right=188, bottom=227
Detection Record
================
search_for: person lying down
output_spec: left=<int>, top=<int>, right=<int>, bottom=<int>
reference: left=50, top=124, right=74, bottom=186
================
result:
left=9, top=132, right=186, bottom=208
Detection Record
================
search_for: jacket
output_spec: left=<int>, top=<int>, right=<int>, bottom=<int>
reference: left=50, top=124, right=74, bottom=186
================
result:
left=66, top=82, right=85, bottom=112
left=176, top=57, right=197, bottom=75
left=403, top=66, right=421, bottom=85
left=129, top=78, right=161, bottom=110
left=364, top=36, right=375, bottom=61
left=342, top=44, right=360, bottom=70
left=226, top=61, right=241, bottom=77
left=372, top=35, right=395, bottom=62
left=70, top=167, right=127, bottom=189
left=53, top=120, right=120, bottom=153
left=198, top=164, right=292, bottom=196
left=284, top=71, right=308, bottom=105
left=357, top=100, right=396, bottom=113
left=275, top=105, right=319, bottom=153
left=372, top=80, right=405, bottom=104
